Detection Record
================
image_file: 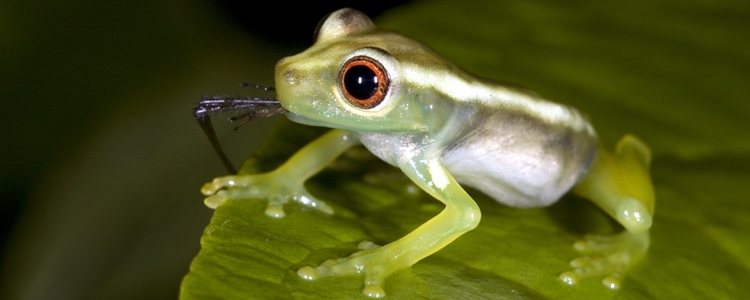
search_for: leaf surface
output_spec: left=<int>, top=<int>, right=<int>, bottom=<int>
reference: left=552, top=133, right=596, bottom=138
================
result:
left=182, top=1, right=750, bottom=298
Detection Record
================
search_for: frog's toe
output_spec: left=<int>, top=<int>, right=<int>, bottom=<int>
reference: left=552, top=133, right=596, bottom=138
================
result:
left=202, top=183, right=266, bottom=209
left=292, top=190, right=334, bottom=215
left=264, top=195, right=290, bottom=218
left=200, top=175, right=254, bottom=195
left=203, top=190, right=230, bottom=209
left=560, top=252, right=627, bottom=289
left=573, top=233, right=621, bottom=252
left=299, top=259, right=389, bottom=298
left=559, top=266, right=624, bottom=289
left=265, top=188, right=333, bottom=217
left=362, top=285, right=386, bottom=299
left=201, top=180, right=223, bottom=196
left=200, top=175, right=260, bottom=201
left=298, top=244, right=394, bottom=298
left=560, top=231, right=649, bottom=289
left=200, top=174, right=333, bottom=217
left=298, top=263, right=387, bottom=298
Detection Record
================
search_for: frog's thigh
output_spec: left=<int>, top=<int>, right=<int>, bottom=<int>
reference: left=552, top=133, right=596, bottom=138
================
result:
left=573, top=134, right=654, bottom=233
left=561, top=134, right=655, bottom=289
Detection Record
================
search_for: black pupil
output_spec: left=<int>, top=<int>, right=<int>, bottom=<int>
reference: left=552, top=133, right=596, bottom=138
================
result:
left=343, top=65, right=379, bottom=100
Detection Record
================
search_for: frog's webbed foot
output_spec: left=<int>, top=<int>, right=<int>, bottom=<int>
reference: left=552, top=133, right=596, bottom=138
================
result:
left=200, top=172, right=333, bottom=218
left=559, top=230, right=649, bottom=289
left=298, top=241, right=400, bottom=299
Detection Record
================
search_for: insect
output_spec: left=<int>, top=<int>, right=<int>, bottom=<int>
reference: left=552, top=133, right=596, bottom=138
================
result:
left=194, top=8, right=655, bottom=298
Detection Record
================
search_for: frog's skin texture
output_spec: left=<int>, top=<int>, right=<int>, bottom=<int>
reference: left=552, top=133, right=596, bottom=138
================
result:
left=201, top=8, right=655, bottom=298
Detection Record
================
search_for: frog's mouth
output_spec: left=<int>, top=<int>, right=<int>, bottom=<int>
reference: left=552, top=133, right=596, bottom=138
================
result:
left=284, top=110, right=331, bottom=128
left=193, top=84, right=286, bottom=173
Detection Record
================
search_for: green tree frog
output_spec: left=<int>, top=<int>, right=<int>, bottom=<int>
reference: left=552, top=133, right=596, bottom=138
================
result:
left=200, top=8, right=655, bottom=298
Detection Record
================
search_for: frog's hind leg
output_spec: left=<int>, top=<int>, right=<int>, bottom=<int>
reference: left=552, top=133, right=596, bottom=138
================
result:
left=575, top=134, right=655, bottom=233
left=560, top=134, right=655, bottom=289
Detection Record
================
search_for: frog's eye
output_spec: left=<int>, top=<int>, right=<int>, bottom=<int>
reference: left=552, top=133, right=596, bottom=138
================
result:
left=339, top=56, right=390, bottom=109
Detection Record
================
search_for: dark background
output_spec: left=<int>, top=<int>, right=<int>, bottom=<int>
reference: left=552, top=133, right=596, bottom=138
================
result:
left=0, top=1, right=408, bottom=299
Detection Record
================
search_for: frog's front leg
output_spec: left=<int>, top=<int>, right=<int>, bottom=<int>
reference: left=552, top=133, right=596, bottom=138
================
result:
left=560, top=134, right=655, bottom=289
left=298, top=155, right=480, bottom=298
left=201, top=129, right=359, bottom=218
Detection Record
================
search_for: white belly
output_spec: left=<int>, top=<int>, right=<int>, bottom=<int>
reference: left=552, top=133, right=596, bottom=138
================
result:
left=442, top=113, right=596, bottom=208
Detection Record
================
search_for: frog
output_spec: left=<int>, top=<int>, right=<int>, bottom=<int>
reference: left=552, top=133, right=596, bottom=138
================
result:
left=198, top=8, right=655, bottom=298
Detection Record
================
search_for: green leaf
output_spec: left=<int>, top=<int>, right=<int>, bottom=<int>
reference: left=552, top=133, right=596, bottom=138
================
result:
left=181, top=1, right=750, bottom=299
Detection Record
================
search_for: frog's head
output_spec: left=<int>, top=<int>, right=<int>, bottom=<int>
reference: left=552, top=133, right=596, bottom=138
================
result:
left=275, top=8, right=457, bottom=133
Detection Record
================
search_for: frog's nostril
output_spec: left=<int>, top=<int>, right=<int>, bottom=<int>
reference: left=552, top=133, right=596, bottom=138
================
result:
left=284, top=70, right=300, bottom=85
left=275, top=57, right=300, bottom=85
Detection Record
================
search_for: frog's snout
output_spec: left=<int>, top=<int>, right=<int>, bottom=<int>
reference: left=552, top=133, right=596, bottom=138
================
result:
left=275, top=58, right=301, bottom=86
left=274, top=58, right=300, bottom=108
